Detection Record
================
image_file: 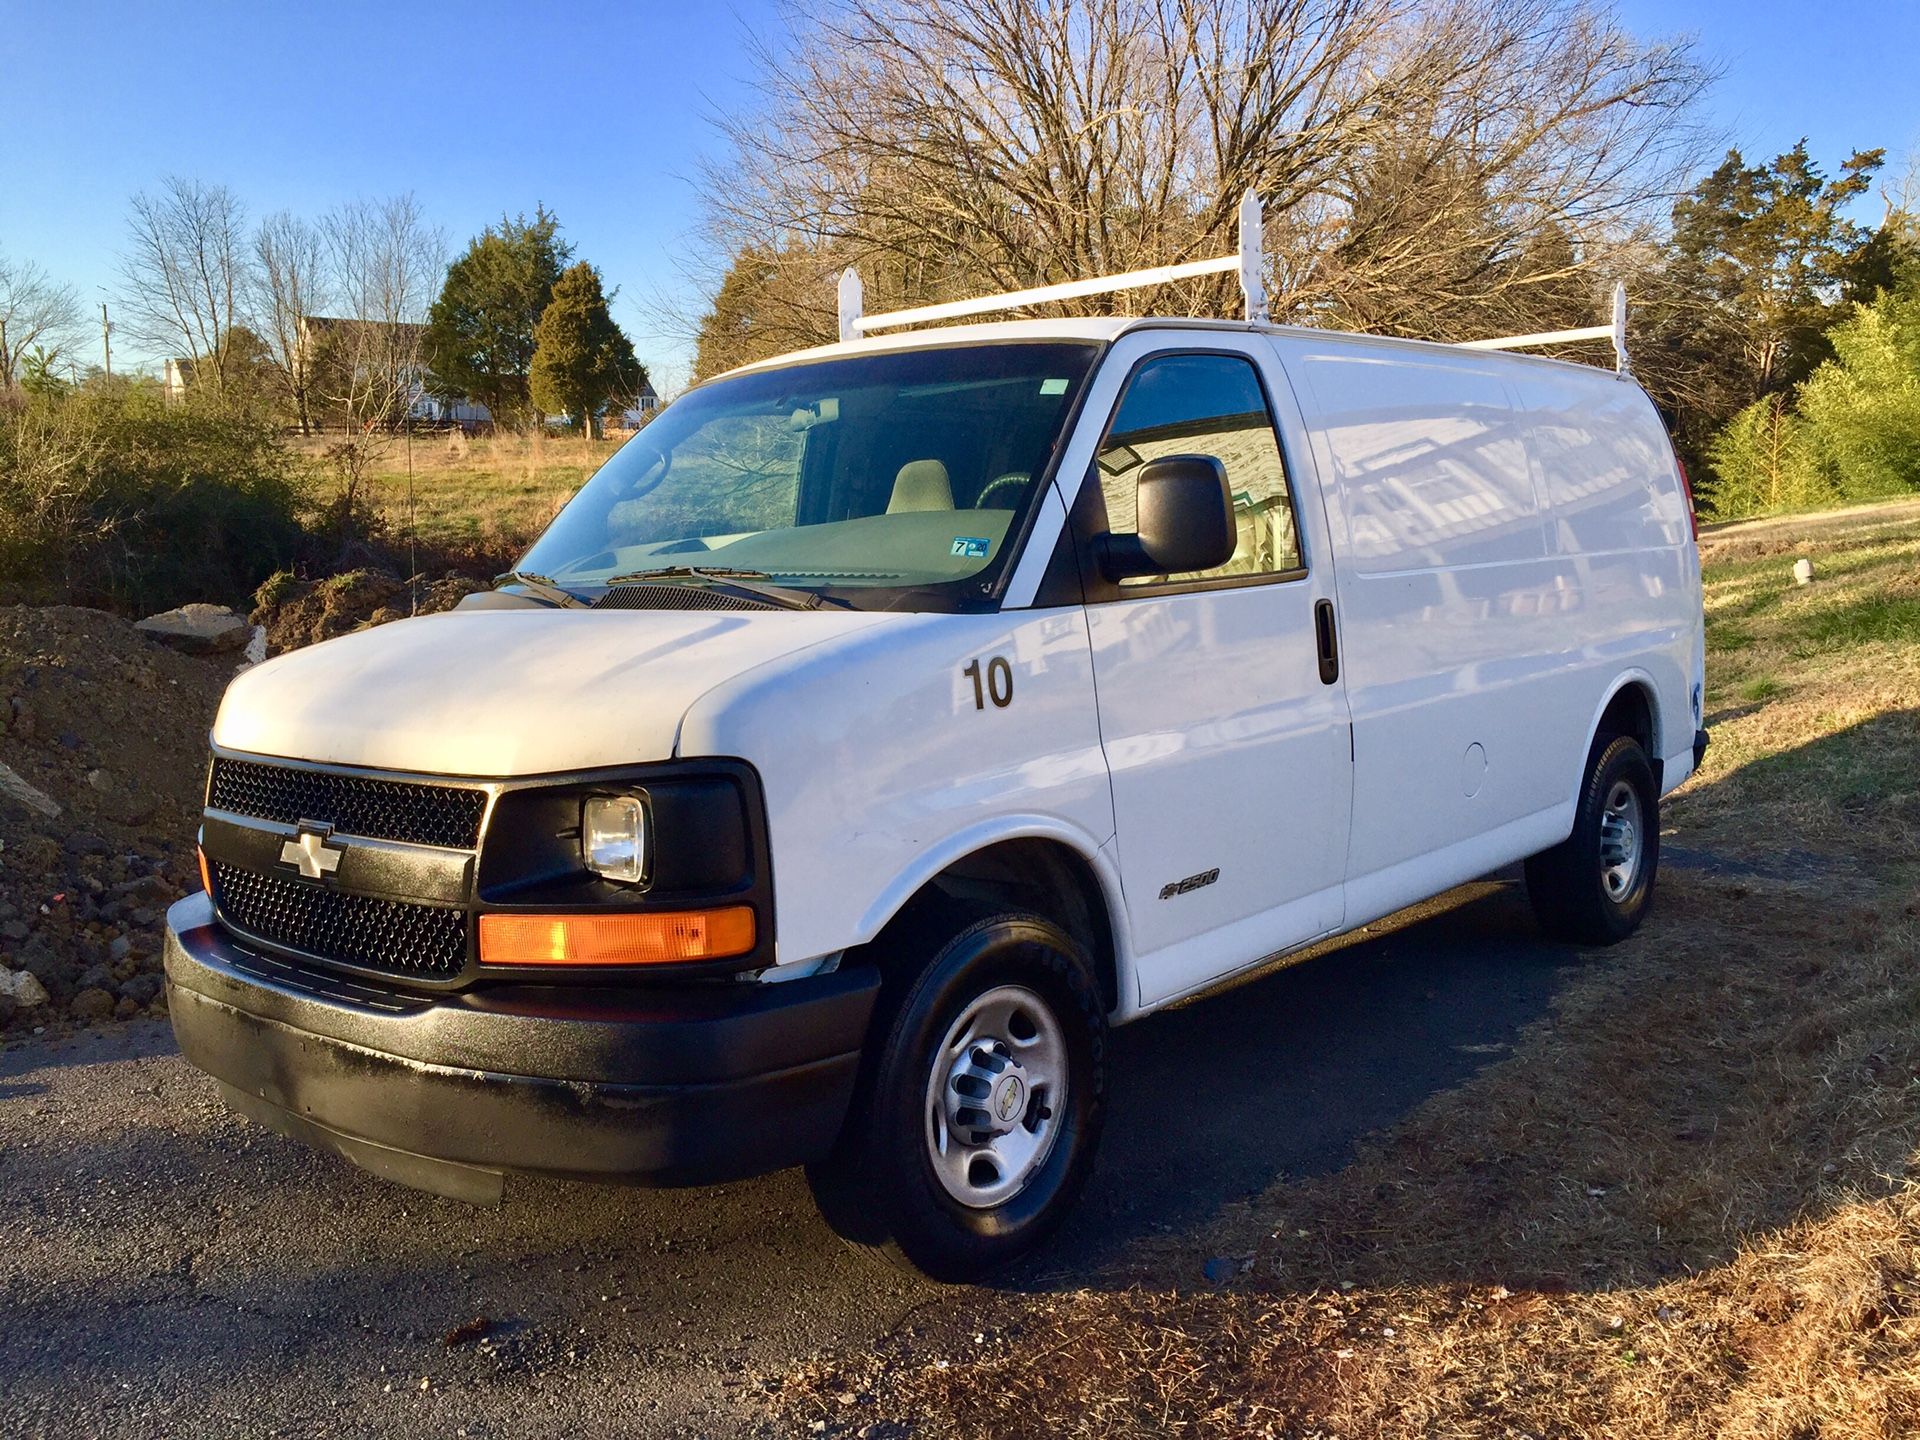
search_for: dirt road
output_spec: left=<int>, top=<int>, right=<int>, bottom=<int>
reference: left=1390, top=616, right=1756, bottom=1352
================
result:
left=0, top=877, right=1571, bottom=1439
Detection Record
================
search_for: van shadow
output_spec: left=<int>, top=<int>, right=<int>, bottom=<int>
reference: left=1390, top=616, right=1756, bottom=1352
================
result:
left=1021, top=707, right=1920, bottom=1296
left=1029, top=873, right=1570, bottom=1284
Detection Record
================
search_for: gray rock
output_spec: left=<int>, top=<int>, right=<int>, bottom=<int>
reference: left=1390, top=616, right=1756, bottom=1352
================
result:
left=120, top=974, right=162, bottom=1006
left=0, top=762, right=61, bottom=819
left=135, top=603, right=250, bottom=654
left=112, top=874, right=173, bottom=903
left=0, top=966, right=50, bottom=1008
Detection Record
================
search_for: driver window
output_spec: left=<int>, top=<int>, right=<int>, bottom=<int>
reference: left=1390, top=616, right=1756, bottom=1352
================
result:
left=1097, top=353, right=1302, bottom=585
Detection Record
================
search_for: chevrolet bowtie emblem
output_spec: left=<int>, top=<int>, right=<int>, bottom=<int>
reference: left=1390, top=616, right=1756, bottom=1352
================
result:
left=280, top=822, right=343, bottom=881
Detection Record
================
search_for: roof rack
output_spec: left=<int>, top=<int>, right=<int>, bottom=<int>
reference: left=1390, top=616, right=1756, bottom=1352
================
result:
left=1460, top=281, right=1630, bottom=375
left=834, top=194, right=1630, bottom=378
left=838, top=191, right=1268, bottom=342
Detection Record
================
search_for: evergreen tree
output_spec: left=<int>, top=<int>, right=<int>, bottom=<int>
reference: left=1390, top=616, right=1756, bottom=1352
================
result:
left=528, top=263, right=642, bottom=439
left=422, top=207, right=572, bottom=427
left=1639, top=142, right=1885, bottom=492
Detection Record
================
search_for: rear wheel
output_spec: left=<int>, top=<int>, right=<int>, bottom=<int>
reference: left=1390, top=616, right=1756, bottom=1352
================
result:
left=1524, top=733, right=1659, bottom=944
left=806, top=905, right=1106, bottom=1282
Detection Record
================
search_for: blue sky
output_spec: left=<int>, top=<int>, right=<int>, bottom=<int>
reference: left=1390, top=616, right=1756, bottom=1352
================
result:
left=3, top=0, right=1915, bottom=388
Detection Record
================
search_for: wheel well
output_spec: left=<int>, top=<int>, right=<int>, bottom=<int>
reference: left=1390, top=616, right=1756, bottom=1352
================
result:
left=1596, top=681, right=1661, bottom=787
left=868, top=839, right=1121, bottom=1015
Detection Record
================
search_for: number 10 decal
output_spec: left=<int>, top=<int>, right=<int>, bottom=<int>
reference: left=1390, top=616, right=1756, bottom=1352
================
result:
left=963, top=656, right=1014, bottom=710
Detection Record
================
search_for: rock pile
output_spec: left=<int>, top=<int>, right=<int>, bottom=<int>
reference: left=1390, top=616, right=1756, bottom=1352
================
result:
left=249, top=568, right=487, bottom=654
left=0, top=606, right=230, bottom=1037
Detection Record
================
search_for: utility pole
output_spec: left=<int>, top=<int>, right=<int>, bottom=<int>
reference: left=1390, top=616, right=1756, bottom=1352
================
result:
left=100, top=302, right=112, bottom=379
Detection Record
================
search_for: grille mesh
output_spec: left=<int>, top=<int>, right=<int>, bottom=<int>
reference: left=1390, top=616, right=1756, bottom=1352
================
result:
left=212, top=862, right=468, bottom=979
left=593, top=583, right=778, bottom=612
left=209, top=757, right=486, bottom=849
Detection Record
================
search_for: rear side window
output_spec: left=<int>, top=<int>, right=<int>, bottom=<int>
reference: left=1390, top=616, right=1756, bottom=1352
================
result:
left=1096, top=353, right=1303, bottom=586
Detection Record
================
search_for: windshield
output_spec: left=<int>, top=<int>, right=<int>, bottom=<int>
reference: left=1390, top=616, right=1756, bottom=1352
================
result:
left=517, top=342, right=1099, bottom=611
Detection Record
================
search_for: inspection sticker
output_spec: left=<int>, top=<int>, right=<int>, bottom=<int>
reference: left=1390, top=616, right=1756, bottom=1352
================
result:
left=950, top=536, right=992, bottom=558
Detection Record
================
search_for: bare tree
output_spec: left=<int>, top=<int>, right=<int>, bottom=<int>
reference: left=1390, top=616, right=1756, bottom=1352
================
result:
left=118, top=176, right=248, bottom=392
left=314, top=194, right=446, bottom=435
left=305, top=196, right=447, bottom=534
left=0, top=252, right=85, bottom=390
left=693, top=0, right=1709, bottom=374
left=250, top=212, right=330, bottom=432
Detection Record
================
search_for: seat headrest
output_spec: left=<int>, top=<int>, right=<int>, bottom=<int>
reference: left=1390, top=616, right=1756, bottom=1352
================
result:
left=887, top=458, right=954, bottom=514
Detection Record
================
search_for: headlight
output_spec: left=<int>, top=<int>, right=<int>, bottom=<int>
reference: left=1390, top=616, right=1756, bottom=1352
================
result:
left=582, top=794, right=649, bottom=885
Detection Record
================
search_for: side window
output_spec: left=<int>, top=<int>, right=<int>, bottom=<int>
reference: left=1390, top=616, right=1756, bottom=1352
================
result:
left=1096, top=353, right=1302, bottom=585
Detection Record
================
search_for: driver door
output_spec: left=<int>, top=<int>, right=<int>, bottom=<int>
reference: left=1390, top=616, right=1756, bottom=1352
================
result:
left=1072, top=339, right=1352, bottom=1007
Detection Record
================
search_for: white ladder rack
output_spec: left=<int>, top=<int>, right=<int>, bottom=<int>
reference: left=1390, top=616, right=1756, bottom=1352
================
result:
left=838, top=191, right=1267, bottom=341
left=833, top=194, right=1628, bottom=375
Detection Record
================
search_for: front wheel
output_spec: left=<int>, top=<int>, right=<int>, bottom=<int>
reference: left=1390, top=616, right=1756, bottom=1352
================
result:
left=1525, top=733, right=1659, bottom=944
left=806, top=907, right=1106, bottom=1282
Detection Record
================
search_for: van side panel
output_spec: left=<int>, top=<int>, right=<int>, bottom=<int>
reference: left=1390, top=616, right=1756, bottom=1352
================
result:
left=1510, top=373, right=1705, bottom=791
left=676, top=601, right=1120, bottom=976
left=1273, top=337, right=1697, bottom=924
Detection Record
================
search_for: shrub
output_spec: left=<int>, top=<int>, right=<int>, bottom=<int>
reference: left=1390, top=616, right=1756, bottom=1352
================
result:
left=0, top=381, right=309, bottom=612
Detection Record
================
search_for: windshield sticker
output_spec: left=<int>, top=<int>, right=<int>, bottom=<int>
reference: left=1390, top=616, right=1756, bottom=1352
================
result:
left=951, top=536, right=992, bottom=559
left=1040, top=377, right=1069, bottom=395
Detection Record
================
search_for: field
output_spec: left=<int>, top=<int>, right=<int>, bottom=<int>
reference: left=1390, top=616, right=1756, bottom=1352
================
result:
left=291, top=430, right=629, bottom=557
left=771, top=504, right=1920, bottom=1438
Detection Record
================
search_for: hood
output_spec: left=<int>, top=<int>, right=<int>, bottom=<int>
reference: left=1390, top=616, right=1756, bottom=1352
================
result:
left=213, top=607, right=897, bottom=776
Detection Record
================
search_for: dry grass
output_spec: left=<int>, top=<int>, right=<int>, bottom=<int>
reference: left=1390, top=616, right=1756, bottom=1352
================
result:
left=772, top=501, right=1920, bottom=1439
left=291, top=430, right=627, bottom=553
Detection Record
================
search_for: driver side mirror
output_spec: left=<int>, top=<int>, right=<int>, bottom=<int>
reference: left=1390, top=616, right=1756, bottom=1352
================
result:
left=1097, top=454, right=1236, bottom=582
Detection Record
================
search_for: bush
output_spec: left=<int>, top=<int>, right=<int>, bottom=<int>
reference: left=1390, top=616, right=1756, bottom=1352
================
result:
left=0, top=381, right=309, bottom=613
left=1703, top=267, right=1920, bottom=520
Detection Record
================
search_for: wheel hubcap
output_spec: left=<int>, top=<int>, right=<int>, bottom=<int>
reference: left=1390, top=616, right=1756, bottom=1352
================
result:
left=1598, top=779, right=1644, bottom=901
left=925, top=984, right=1067, bottom=1209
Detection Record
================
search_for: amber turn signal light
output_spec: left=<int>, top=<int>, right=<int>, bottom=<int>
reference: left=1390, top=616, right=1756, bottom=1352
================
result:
left=479, top=908, right=757, bottom=966
left=197, top=845, right=212, bottom=896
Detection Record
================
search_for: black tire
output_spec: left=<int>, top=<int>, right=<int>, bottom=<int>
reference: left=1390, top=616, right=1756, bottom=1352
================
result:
left=1525, top=733, right=1660, bottom=945
left=806, top=903, right=1107, bottom=1282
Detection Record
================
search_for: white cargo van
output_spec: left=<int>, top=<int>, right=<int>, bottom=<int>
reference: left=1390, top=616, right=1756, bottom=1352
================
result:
left=165, top=241, right=1706, bottom=1280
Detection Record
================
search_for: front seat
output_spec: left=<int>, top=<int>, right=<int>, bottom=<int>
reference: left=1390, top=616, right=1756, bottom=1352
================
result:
left=887, top=459, right=954, bottom=514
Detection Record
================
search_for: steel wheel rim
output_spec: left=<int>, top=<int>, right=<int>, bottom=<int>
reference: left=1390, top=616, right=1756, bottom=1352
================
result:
left=924, top=983, right=1068, bottom=1210
left=1598, top=779, right=1644, bottom=901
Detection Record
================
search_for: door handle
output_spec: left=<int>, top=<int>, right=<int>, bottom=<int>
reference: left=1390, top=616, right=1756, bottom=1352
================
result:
left=1314, top=599, right=1340, bottom=685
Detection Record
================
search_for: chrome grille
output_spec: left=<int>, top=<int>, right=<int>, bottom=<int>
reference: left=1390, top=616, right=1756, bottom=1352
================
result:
left=209, top=757, right=486, bottom=850
left=212, top=862, right=468, bottom=980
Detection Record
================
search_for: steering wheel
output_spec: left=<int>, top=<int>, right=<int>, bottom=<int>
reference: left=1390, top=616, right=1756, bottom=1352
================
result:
left=974, top=472, right=1032, bottom=510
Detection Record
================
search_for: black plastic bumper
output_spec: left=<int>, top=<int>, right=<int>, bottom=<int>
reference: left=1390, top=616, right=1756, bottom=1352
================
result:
left=162, top=892, right=879, bottom=1203
left=1694, top=727, right=1711, bottom=771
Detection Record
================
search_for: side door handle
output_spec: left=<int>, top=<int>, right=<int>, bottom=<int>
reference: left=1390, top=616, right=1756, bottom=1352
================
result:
left=1314, top=598, right=1340, bottom=685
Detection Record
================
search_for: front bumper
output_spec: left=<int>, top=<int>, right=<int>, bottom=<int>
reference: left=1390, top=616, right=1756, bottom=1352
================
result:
left=163, top=892, right=879, bottom=1203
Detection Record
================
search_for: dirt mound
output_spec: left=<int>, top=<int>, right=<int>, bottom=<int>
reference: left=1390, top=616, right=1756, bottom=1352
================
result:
left=250, top=568, right=487, bottom=654
left=0, top=606, right=232, bottom=1037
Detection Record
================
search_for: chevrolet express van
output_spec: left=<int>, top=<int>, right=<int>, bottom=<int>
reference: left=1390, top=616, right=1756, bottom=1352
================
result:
left=165, top=312, right=1707, bottom=1280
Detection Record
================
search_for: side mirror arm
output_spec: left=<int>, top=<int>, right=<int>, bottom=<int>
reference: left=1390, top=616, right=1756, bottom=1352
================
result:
left=1095, top=533, right=1158, bottom=584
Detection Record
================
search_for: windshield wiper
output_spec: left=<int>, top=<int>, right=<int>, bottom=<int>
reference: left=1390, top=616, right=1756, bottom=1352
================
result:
left=493, top=570, right=588, bottom=609
left=603, top=565, right=842, bottom=611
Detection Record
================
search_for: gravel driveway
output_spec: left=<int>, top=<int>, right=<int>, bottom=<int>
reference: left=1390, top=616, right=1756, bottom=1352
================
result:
left=1, top=876, right=1569, bottom=1439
